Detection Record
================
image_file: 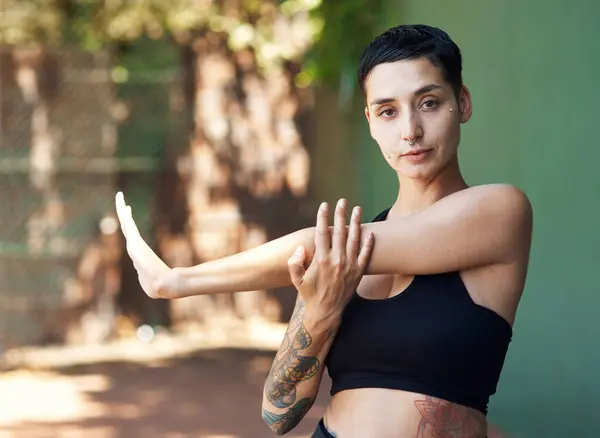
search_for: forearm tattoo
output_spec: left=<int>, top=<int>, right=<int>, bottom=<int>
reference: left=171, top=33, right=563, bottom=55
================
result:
left=262, top=299, right=330, bottom=434
left=262, top=397, right=313, bottom=434
left=414, top=395, right=486, bottom=438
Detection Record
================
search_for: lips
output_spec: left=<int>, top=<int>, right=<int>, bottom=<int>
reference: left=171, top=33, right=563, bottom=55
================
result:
left=400, top=148, right=433, bottom=163
left=401, top=148, right=432, bottom=157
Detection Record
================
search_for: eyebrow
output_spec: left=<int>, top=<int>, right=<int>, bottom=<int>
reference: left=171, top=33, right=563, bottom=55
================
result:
left=369, top=84, right=443, bottom=107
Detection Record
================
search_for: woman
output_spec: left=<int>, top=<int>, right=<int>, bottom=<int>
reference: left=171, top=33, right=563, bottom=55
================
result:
left=116, top=24, right=532, bottom=438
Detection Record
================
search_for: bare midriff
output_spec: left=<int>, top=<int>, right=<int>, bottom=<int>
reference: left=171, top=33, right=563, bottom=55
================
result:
left=323, top=387, right=487, bottom=438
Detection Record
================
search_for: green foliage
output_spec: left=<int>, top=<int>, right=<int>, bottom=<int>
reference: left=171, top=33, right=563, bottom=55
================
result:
left=0, top=0, right=63, bottom=45
left=0, top=0, right=388, bottom=88
left=304, top=0, right=389, bottom=88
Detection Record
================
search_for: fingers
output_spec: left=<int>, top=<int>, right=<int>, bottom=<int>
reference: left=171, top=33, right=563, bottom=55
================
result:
left=357, top=231, right=375, bottom=273
left=115, top=191, right=128, bottom=237
left=314, top=202, right=330, bottom=257
left=115, top=191, right=141, bottom=240
left=125, top=205, right=141, bottom=238
left=331, top=199, right=348, bottom=260
left=346, top=205, right=362, bottom=260
left=314, top=199, right=368, bottom=268
left=288, top=246, right=307, bottom=287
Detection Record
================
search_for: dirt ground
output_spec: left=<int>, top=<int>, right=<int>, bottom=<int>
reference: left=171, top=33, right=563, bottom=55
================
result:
left=0, top=325, right=331, bottom=438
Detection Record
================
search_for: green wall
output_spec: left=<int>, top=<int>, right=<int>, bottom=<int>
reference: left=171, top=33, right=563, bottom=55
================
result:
left=348, top=1, right=599, bottom=436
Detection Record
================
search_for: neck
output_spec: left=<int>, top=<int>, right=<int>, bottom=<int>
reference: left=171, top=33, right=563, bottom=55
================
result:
left=391, top=156, right=467, bottom=217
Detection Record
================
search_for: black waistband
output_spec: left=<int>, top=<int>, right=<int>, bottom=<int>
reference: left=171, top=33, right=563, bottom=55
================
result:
left=311, top=417, right=488, bottom=437
left=311, top=418, right=335, bottom=438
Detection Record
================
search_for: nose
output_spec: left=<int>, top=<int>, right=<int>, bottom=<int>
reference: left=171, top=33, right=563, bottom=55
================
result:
left=400, top=111, right=422, bottom=143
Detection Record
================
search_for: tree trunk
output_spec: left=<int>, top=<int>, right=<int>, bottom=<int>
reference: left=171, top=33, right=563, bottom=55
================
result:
left=164, top=32, right=312, bottom=329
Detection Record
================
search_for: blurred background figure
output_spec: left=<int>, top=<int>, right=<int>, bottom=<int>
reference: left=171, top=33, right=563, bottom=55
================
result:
left=0, top=1, right=598, bottom=437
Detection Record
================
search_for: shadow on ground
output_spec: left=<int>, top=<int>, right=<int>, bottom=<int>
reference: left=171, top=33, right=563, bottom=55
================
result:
left=0, top=347, right=331, bottom=438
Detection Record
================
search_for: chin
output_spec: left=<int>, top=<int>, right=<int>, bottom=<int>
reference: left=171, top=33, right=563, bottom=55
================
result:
left=397, top=163, right=438, bottom=180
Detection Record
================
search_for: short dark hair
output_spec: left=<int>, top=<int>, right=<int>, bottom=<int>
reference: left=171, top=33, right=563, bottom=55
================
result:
left=357, top=24, right=463, bottom=99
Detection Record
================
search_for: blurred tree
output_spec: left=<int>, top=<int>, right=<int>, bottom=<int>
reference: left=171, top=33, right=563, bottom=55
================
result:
left=0, top=0, right=388, bottom=343
left=1, top=0, right=388, bottom=90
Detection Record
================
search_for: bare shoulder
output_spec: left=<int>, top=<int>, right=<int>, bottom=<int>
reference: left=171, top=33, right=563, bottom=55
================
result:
left=446, top=183, right=533, bottom=235
left=455, top=185, right=533, bottom=322
left=362, top=183, right=533, bottom=277
left=442, top=183, right=533, bottom=264
left=451, top=183, right=532, bottom=214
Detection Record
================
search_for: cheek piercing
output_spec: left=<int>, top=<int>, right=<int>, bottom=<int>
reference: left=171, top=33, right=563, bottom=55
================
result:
left=450, top=108, right=453, bottom=112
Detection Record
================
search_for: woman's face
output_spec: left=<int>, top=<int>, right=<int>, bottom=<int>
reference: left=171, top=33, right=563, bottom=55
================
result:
left=364, top=58, right=472, bottom=181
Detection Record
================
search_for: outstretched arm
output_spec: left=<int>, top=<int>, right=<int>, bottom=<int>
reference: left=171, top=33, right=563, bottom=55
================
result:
left=116, top=184, right=532, bottom=300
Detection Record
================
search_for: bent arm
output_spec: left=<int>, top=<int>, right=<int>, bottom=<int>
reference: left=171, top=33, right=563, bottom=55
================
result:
left=168, top=184, right=532, bottom=299
left=261, top=296, right=337, bottom=435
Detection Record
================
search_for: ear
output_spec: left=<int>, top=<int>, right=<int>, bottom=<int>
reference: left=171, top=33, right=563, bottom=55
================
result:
left=458, top=85, right=473, bottom=123
left=364, top=106, right=376, bottom=139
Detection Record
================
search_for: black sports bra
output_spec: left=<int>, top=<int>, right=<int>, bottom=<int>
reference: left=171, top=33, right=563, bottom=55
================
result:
left=325, top=208, right=513, bottom=414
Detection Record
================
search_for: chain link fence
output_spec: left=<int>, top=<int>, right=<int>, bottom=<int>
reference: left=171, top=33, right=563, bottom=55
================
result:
left=0, top=44, right=177, bottom=351
left=0, top=34, right=313, bottom=355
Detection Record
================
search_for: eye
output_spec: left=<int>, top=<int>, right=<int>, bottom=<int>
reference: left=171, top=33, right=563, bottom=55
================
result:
left=378, top=108, right=397, bottom=118
left=422, top=99, right=439, bottom=109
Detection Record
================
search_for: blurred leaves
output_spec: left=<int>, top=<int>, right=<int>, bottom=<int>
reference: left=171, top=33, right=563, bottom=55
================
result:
left=0, top=0, right=388, bottom=87
left=0, top=0, right=64, bottom=45
left=304, top=0, right=388, bottom=87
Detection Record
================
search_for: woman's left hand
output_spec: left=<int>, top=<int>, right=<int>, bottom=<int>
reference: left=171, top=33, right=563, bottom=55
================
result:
left=287, top=199, right=374, bottom=326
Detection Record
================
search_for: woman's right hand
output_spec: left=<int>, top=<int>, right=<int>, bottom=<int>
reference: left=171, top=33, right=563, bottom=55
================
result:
left=287, top=199, right=374, bottom=326
left=115, top=191, right=173, bottom=299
